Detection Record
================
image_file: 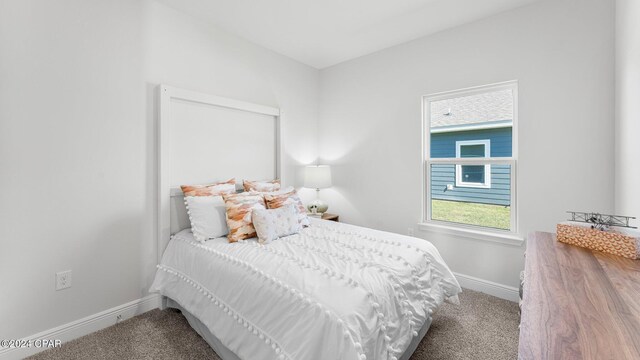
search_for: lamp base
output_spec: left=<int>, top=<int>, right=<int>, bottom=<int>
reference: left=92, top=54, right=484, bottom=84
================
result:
left=307, top=199, right=328, bottom=215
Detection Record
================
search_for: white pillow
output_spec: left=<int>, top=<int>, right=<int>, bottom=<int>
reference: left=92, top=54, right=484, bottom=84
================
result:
left=251, top=204, right=302, bottom=244
left=184, top=196, right=228, bottom=242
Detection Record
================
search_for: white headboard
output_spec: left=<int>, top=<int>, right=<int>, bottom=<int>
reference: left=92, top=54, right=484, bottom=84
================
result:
left=158, top=85, right=281, bottom=262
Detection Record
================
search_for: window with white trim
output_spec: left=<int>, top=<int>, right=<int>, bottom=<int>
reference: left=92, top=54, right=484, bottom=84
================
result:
left=423, top=81, right=517, bottom=233
left=455, top=140, right=491, bottom=188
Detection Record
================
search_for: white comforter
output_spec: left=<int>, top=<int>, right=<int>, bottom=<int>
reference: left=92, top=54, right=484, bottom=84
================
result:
left=150, top=218, right=461, bottom=360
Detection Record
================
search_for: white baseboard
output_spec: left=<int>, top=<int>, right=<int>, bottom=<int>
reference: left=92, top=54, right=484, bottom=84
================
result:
left=454, top=272, right=519, bottom=302
left=0, top=294, right=161, bottom=360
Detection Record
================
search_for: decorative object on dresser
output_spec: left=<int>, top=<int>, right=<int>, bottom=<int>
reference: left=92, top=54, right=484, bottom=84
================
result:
left=303, top=164, right=332, bottom=215
left=557, top=211, right=639, bottom=259
left=519, top=232, right=640, bottom=360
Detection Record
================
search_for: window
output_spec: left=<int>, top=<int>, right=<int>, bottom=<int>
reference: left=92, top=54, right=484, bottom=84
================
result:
left=455, top=140, right=490, bottom=188
left=423, top=81, right=517, bottom=233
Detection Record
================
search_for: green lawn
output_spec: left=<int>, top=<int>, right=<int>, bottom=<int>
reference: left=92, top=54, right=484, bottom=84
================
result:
left=431, top=199, right=510, bottom=230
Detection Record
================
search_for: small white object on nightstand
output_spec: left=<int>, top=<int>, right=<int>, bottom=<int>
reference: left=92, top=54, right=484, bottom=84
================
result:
left=304, top=165, right=332, bottom=215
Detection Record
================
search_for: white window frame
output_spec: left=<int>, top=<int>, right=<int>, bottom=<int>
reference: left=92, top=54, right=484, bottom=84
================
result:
left=421, top=80, right=519, bottom=239
left=455, top=139, right=491, bottom=188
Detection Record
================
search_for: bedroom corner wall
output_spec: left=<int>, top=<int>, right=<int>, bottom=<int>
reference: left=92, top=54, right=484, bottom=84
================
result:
left=615, top=0, right=640, bottom=225
left=0, top=0, right=319, bottom=342
left=317, top=0, right=615, bottom=289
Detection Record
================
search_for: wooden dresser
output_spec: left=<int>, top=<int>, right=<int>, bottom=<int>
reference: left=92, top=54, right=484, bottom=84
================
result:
left=519, top=232, right=640, bottom=360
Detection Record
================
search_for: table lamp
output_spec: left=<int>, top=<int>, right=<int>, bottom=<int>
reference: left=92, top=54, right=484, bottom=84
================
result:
left=304, top=165, right=332, bottom=215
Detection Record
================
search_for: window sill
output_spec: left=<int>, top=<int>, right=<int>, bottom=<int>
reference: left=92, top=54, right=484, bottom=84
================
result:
left=417, top=222, right=524, bottom=247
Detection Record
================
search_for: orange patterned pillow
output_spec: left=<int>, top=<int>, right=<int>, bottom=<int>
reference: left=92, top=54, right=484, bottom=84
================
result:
left=222, top=192, right=267, bottom=243
left=243, top=179, right=281, bottom=192
left=264, top=189, right=310, bottom=227
left=181, top=179, right=236, bottom=197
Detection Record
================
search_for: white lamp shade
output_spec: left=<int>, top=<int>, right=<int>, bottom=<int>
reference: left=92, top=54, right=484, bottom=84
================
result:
left=304, top=165, right=332, bottom=189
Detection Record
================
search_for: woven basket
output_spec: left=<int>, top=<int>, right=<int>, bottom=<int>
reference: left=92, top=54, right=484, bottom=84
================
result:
left=557, top=223, right=640, bottom=260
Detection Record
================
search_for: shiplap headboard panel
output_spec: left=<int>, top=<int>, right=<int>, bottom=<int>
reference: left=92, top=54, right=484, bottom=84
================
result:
left=158, top=85, right=281, bottom=262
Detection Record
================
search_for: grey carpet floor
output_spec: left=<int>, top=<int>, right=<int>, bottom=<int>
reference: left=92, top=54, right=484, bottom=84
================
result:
left=28, top=289, right=519, bottom=360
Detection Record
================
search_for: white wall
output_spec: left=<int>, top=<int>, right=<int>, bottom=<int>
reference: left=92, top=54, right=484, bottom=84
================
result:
left=615, top=0, right=640, bottom=225
left=318, top=0, right=615, bottom=288
left=0, top=0, right=318, bottom=340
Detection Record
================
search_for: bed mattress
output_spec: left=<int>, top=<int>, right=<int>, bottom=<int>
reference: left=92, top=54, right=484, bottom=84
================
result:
left=150, top=218, right=461, bottom=360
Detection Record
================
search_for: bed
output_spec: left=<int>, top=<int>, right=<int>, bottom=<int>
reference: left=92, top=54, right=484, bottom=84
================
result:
left=151, top=85, right=461, bottom=360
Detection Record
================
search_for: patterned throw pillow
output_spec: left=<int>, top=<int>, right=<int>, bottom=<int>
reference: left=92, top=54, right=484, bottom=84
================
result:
left=222, top=192, right=267, bottom=243
left=252, top=205, right=302, bottom=244
left=264, top=189, right=310, bottom=227
left=181, top=178, right=236, bottom=197
left=243, top=179, right=281, bottom=192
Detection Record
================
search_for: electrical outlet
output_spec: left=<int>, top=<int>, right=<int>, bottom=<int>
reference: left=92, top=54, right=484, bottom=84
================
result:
left=407, top=227, right=414, bottom=236
left=55, top=270, right=72, bottom=291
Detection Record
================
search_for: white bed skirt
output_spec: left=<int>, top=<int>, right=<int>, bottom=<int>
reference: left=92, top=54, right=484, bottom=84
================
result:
left=166, top=297, right=432, bottom=360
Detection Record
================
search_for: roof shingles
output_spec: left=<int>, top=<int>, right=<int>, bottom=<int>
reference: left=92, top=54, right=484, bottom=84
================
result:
left=430, top=89, right=513, bottom=128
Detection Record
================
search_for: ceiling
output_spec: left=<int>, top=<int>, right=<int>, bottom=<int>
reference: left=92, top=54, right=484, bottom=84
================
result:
left=156, top=0, right=542, bottom=69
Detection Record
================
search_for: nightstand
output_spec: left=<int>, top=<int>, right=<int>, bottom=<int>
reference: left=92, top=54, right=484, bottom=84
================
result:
left=321, top=213, right=339, bottom=222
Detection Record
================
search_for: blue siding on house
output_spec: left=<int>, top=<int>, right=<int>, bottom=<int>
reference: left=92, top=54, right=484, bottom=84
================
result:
left=431, top=127, right=512, bottom=158
left=430, top=127, right=512, bottom=206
